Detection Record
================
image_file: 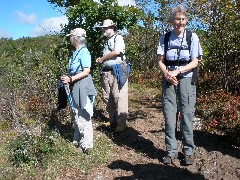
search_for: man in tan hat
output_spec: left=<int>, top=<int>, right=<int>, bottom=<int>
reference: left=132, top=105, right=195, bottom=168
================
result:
left=95, top=19, right=128, bottom=133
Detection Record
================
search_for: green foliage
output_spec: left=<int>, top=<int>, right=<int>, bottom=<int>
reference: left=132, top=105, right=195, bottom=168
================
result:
left=125, top=25, right=159, bottom=71
left=190, top=0, right=240, bottom=94
left=48, top=0, right=142, bottom=68
left=0, top=36, right=66, bottom=131
left=1, top=128, right=114, bottom=178
left=8, top=131, right=56, bottom=167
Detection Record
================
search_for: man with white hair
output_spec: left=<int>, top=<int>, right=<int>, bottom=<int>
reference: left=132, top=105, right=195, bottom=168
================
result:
left=95, top=19, right=128, bottom=133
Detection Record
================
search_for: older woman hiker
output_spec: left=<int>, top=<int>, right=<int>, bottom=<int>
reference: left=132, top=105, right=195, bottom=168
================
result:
left=61, top=28, right=97, bottom=154
left=157, top=6, right=202, bottom=165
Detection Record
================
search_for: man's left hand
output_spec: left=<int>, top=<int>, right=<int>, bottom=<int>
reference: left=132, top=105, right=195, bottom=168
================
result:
left=96, top=57, right=102, bottom=63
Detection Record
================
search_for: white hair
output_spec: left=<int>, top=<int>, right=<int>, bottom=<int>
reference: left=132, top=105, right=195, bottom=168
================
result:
left=169, top=5, right=187, bottom=22
left=74, top=36, right=87, bottom=46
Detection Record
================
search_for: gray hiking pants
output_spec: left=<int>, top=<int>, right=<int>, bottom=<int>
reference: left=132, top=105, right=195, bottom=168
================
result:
left=162, top=77, right=196, bottom=157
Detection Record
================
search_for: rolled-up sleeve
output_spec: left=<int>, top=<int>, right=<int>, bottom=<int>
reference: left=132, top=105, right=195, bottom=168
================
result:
left=114, top=35, right=125, bottom=54
left=190, top=33, right=202, bottom=59
left=157, top=34, right=165, bottom=55
left=79, top=48, right=91, bottom=68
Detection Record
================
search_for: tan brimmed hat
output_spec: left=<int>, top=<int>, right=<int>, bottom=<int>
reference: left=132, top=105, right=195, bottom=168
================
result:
left=96, top=19, right=115, bottom=28
left=66, top=28, right=87, bottom=37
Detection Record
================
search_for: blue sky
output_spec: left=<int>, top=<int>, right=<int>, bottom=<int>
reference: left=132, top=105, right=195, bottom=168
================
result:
left=0, top=0, right=68, bottom=39
left=0, top=0, right=136, bottom=40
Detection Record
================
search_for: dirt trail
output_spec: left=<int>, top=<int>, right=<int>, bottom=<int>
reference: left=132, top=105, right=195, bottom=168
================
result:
left=87, top=88, right=240, bottom=180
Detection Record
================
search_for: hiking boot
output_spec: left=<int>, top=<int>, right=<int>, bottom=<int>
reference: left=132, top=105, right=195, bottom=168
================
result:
left=162, top=155, right=178, bottom=165
left=74, top=147, right=92, bottom=155
left=162, top=156, right=171, bottom=164
left=83, top=148, right=92, bottom=155
left=184, top=155, right=194, bottom=165
left=102, top=121, right=111, bottom=127
left=72, top=140, right=79, bottom=147
left=114, top=124, right=127, bottom=133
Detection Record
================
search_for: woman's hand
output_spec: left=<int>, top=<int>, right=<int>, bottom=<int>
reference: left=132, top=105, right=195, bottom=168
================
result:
left=164, top=70, right=179, bottom=86
left=60, top=75, right=71, bottom=84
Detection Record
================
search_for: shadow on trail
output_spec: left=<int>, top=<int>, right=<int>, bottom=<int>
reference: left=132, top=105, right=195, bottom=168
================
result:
left=97, top=125, right=165, bottom=161
left=46, top=109, right=74, bottom=142
left=172, top=122, right=240, bottom=160
left=193, top=129, right=240, bottom=159
left=108, top=160, right=205, bottom=180
left=94, top=96, right=164, bottom=162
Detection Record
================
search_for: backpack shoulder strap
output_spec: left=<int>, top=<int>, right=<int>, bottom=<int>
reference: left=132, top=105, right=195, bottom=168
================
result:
left=186, top=30, right=192, bottom=51
left=107, top=34, right=118, bottom=52
left=108, top=34, right=125, bottom=60
left=164, top=31, right=171, bottom=57
left=113, top=34, right=118, bottom=46
left=74, top=47, right=86, bottom=74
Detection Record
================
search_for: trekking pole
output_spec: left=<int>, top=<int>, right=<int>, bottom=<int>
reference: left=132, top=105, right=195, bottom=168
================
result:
left=64, top=83, right=74, bottom=112
left=64, top=83, right=83, bottom=130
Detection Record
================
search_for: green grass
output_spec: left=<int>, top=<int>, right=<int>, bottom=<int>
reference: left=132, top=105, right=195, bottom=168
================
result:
left=0, top=129, right=114, bottom=179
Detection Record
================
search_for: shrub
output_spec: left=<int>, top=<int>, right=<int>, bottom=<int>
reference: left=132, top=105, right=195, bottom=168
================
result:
left=8, top=131, right=56, bottom=167
left=197, top=90, right=240, bottom=132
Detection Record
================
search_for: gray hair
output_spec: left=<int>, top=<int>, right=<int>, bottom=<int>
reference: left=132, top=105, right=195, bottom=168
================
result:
left=74, top=36, right=87, bottom=46
left=169, top=5, right=187, bottom=22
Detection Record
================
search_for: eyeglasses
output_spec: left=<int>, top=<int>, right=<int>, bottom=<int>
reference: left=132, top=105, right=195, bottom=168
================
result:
left=175, top=18, right=186, bottom=21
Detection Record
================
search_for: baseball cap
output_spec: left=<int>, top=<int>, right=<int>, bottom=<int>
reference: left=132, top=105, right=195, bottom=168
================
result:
left=66, top=28, right=87, bottom=37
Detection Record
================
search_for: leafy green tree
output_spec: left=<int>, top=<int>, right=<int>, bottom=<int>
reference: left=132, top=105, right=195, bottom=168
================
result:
left=189, top=0, right=239, bottom=94
left=48, top=0, right=142, bottom=67
left=126, top=0, right=192, bottom=72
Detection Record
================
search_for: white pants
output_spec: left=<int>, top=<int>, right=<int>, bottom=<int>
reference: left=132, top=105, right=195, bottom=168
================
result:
left=72, top=96, right=94, bottom=150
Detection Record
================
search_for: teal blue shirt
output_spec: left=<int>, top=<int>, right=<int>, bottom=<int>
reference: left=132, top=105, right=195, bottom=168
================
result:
left=67, top=47, right=91, bottom=75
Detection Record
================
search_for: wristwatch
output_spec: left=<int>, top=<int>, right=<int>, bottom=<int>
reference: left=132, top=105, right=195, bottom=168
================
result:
left=178, top=68, right=182, bottom=74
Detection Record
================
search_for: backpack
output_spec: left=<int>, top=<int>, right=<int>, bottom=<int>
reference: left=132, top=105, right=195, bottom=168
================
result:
left=107, top=34, right=131, bottom=88
left=163, top=30, right=199, bottom=84
left=164, top=30, right=192, bottom=66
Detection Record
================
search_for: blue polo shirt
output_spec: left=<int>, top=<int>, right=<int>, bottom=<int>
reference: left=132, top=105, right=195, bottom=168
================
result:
left=67, top=47, right=91, bottom=75
left=157, top=30, right=202, bottom=77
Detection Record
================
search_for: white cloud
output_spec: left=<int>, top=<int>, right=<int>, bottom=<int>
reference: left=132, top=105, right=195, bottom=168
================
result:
left=31, top=16, right=68, bottom=37
left=14, top=11, right=36, bottom=24
left=94, top=0, right=136, bottom=6
left=117, top=0, right=136, bottom=6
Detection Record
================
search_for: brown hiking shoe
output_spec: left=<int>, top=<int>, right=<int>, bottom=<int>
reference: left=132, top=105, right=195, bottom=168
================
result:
left=184, top=155, right=194, bottom=165
left=114, top=124, right=127, bottom=133
left=162, top=154, right=178, bottom=165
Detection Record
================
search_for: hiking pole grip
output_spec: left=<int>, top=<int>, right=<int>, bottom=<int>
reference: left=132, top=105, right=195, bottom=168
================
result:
left=64, top=83, right=74, bottom=112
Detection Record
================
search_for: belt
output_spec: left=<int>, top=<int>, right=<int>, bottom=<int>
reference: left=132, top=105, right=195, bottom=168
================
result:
left=164, top=60, right=190, bottom=66
left=102, top=67, right=113, bottom=72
